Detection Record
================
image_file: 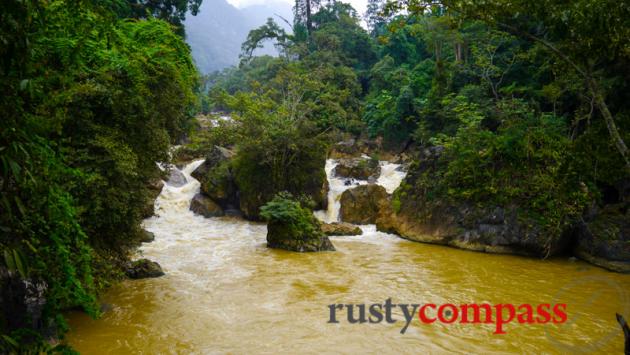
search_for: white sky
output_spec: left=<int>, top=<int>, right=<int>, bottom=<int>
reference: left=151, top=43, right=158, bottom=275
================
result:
left=226, top=0, right=369, bottom=20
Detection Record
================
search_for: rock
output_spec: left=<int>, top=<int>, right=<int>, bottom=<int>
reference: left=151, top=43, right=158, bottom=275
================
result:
left=142, top=178, right=164, bottom=218
left=263, top=195, right=335, bottom=252
left=330, top=139, right=359, bottom=158
left=191, top=146, right=239, bottom=211
left=171, top=147, right=198, bottom=166
left=191, top=145, right=235, bottom=182
left=200, top=162, right=239, bottom=209
left=125, top=259, right=165, bottom=279
left=140, top=230, right=155, bottom=243
left=333, top=157, right=381, bottom=180
left=0, top=268, right=49, bottom=334
left=166, top=169, right=187, bottom=187
left=573, top=203, right=630, bottom=273
left=190, top=193, right=224, bottom=218
left=374, top=146, right=572, bottom=257
left=148, top=178, right=165, bottom=192
left=267, top=220, right=335, bottom=252
left=340, top=184, right=389, bottom=224
left=320, top=222, right=363, bottom=236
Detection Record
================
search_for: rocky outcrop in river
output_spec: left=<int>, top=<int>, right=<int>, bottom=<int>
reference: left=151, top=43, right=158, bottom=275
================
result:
left=333, top=157, right=381, bottom=181
left=340, top=185, right=389, bottom=224
left=190, top=193, right=224, bottom=217
left=267, top=220, right=335, bottom=252
left=573, top=196, right=630, bottom=273
left=125, top=259, right=165, bottom=279
left=374, top=147, right=572, bottom=257
left=320, top=222, right=363, bottom=236
left=371, top=146, right=630, bottom=270
left=193, top=146, right=239, bottom=211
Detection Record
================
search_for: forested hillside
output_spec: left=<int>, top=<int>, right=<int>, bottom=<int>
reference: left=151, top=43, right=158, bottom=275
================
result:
left=0, top=0, right=199, bottom=351
left=184, top=0, right=292, bottom=73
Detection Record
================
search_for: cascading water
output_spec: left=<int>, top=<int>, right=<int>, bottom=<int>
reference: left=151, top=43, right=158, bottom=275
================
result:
left=66, top=159, right=630, bottom=354
left=314, top=159, right=406, bottom=223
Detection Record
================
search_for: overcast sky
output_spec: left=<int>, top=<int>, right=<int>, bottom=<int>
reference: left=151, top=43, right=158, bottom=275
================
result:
left=225, top=0, right=369, bottom=21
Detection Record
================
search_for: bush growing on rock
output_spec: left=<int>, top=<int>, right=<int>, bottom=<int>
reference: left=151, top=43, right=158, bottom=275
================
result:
left=261, top=193, right=335, bottom=252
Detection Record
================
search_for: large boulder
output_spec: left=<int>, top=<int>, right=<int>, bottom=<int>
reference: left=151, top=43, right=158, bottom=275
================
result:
left=190, top=193, right=224, bottom=218
left=262, top=194, right=335, bottom=252
left=236, top=158, right=328, bottom=221
left=166, top=169, right=187, bottom=187
left=200, top=162, right=239, bottom=209
left=142, top=178, right=164, bottom=218
left=573, top=203, right=630, bottom=273
left=192, top=146, right=240, bottom=211
left=340, top=184, right=389, bottom=224
left=330, top=139, right=360, bottom=158
left=125, top=259, right=165, bottom=279
left=333, top=157, right=381, bottom=180
left=320, top=222, right=363, bottom=236
left=374, top=146, right=572, bottom=257
left=140, top=230, right=155, bottom=243
left=191, top=146, right=235, bottom=182
left=267, top=221, right=335, bottom=252
left=0, top=268, right=50, bottom=335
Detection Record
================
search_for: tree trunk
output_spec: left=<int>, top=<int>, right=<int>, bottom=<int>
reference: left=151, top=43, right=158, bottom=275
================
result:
left=616, top=313, right=630, bottom=355
left=497, top=22, right=630, bottom=174
left=306, top=0, right=312, bottom=35
left=588, top=79, right=630, bottom=173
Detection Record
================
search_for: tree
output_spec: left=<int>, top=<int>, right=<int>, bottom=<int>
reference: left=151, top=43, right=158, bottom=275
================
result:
left=126, top=0, right=203, bottom=34
left=384, top=0, right=630, bottom=172
left=240, top=18, right=289, bottom=60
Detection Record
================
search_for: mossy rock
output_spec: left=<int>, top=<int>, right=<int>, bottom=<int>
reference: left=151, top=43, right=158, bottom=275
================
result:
left=125, top=259, right=165, bottom=279
left=320, top=222, right=363, bottom=236
left=200, top=161, right=238, bottom=208
left=262, top=193, right=335, bottom=252
left=340, top=184, right=389, bottom=224
left=266, top=220, right=335, bottom=252
left=333, top=157, right=381, bottom=180
left=574, top=203, right=630, bottom=272
left=190, top=193, right=224, bottom=218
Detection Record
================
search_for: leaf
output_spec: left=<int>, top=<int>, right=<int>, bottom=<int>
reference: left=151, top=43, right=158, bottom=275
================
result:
left=19, top=79, right=30, bottom=91
left=4, top=249, right=16, bottom=271
left=24, top=239, right=37, bottom=253
left=1, top=335, right=18, bottom=348
left=13, top=249, right=27, bottom=278
left=14, top=196, right=26, bottom=216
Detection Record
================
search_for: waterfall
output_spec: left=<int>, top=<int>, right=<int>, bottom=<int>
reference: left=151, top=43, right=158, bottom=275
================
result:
left=314, top=159, right=407, bottom=223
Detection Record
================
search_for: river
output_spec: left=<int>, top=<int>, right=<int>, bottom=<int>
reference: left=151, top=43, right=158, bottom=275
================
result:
left=66, top=159, right=630, bottom=354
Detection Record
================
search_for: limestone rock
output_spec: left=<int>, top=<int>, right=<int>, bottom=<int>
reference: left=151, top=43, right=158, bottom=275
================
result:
left=320, top=222, right=363, bottom=236
left=125, top=259, right=165, bottom=279
left=333, top=157, right=381, bottom=180
left=573, top=203, right=630, bottom=273
left=190, top=193, right=224, bottom=218
left=340, top=184, right=389, bottom=224
left=140, top=230, right=155, bottom=243
left=266, top=220, right=335, bottom=252
left=166, top=169, right=187, bottom=187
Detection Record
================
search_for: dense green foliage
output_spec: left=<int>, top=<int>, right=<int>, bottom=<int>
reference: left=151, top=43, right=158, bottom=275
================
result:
left=260, top=192, right=318, bottom=237
left=211, top=90, right=328, bottom=219
left=208, top=0, right=628, bottom=244
left=0, top=0, right=198, bottom=349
